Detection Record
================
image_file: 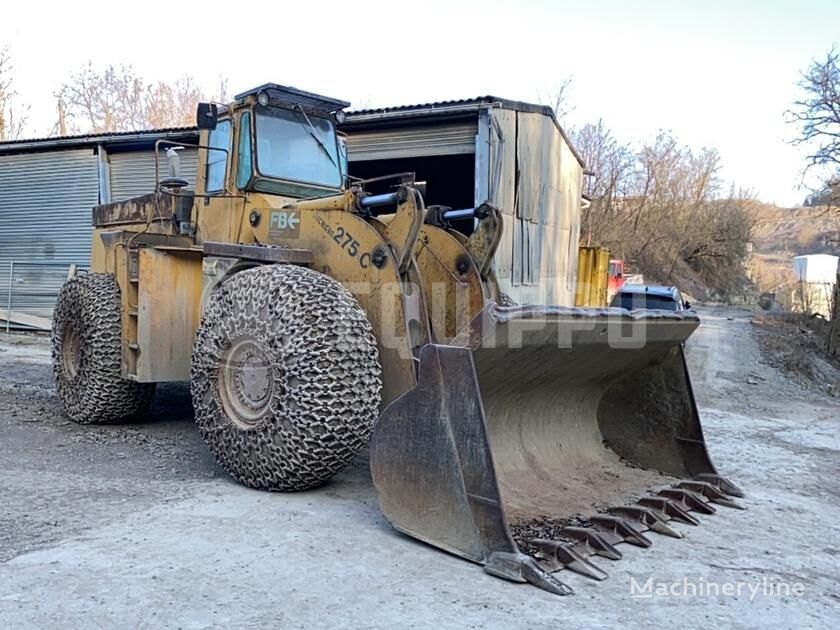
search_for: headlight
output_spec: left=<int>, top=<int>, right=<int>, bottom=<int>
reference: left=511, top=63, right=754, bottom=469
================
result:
left=334, top=109, right=346, bottom=124
left=257, top=91, right=270, bottom=106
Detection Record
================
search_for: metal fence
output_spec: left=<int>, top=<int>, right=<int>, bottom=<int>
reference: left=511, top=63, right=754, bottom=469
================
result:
left=2, top=261, right=81, bottom=332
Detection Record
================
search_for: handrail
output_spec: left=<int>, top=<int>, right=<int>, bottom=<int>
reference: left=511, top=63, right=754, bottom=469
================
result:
left=4, top=261, right=82, bottom=333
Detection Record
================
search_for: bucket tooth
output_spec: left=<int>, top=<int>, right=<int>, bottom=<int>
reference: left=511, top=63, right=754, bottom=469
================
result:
left=638, top=496, right=701, bottom=526
left=694, top=474, right=745, bottom=498
left=676, top=481, right=745, bottom=510
left=530, top=539, right=608, bottom=581
left=590, top=515, right=652, bottom=548
left=611, top=506, right=683, bottom=539
left=658, top=488, right=716, bottom=514
left=560, top=526, right=623, bottom=560
left=485, top=551, right=574, bottom=595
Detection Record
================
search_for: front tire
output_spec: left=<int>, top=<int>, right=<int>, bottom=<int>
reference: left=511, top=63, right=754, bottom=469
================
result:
left=190, top=265, right=382, bottom=491
left=51, top=273, right=156, bottom=423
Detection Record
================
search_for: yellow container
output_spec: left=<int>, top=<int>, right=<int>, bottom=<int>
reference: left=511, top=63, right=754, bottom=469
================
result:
left=575, top=246, right=610, bottom=307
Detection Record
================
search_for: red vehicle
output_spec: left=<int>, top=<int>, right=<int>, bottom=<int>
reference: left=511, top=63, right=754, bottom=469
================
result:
left=607, top=258, right=625, bottom=299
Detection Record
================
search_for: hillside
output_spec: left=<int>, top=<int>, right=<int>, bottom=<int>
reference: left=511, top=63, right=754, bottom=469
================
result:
left=746, top=204, right=839, bottom=303
left=751, top=204, right=839, bottom=255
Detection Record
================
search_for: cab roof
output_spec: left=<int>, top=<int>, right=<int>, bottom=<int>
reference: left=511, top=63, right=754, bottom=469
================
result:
left=234, top=83, right=350, bottom=113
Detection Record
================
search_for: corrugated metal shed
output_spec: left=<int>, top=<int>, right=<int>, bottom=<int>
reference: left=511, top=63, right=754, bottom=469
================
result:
left=343, top=95, right=584, bottom=167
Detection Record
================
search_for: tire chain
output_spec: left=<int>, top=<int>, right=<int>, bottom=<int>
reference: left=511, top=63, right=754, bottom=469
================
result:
left=191, top=265, right=383, bottom=491
left=51, top=273, right=156, bottom=423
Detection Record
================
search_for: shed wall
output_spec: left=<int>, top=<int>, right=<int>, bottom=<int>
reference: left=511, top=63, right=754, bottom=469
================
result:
left=0, top=149, right=100, bottom=320
left=110, top=149, right=199, bottom=201
left=484, top=108, right=582, bottom=306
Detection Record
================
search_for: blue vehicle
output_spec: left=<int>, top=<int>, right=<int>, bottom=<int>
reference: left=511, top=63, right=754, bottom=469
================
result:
left=609, top=283, right=692, bottom=311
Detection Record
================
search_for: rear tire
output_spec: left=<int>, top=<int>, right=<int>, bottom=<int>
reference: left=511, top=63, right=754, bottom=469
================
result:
left=190, top=265, right=382, bottom=491
left=51, top=273, right=156, bottom=424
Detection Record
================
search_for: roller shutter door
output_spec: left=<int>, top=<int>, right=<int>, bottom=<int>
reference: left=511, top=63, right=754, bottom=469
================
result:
left=346, top=123, right=477, bottom=161
left=0, top=148, right=100, bottom=321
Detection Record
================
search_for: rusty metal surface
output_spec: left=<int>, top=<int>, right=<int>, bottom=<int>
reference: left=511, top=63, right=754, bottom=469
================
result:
left=415, top=225, right=486, bottom=343
left=369, top=344, right=572, bottom=595
left=92, top=191, right=193, bottom=228
left=372, top=304, right=743, bottom=595
left=464, top=203, right=503, bottom=279
left=382, top=187, right=424, bottom=274
left=202, top=242, right=314, bottom=265
left=135, top=248, right=203, bottom=382
left=98, top=231, right=196, bottom=251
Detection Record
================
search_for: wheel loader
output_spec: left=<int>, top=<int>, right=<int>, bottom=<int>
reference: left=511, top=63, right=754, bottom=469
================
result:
left=51, top=83, right=743, bottom=595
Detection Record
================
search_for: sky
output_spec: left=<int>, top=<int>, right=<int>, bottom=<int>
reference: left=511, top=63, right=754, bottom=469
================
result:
left=1, top=0, right=838, bottom=206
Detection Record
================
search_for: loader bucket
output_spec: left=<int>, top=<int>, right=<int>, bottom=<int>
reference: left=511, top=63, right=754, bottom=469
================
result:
left=370, top=304, right=743, bottom=595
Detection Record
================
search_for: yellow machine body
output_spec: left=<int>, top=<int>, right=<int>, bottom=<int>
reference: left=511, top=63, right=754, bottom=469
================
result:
left=70, top=84, right=743, bottom=597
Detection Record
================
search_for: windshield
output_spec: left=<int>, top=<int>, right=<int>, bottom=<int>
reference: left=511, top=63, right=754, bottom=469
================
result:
left=254, top=107, right=341, bottom=189
left=610, top=293, right=679, bottom=311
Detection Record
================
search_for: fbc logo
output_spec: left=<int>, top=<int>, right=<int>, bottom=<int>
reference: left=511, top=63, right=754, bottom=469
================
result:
left=268, top=210, right=301, bottom=239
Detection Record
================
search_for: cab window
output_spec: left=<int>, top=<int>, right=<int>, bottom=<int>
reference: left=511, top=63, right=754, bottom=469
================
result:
left=206, top=119, right=232, bottom=193
left=236, top=112, right=253, bottom=190
left=254, top=107, right=341, bottom=188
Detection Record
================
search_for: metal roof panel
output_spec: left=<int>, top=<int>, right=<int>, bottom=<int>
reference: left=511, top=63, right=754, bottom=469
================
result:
left=0, top=127, right=199, bottom=154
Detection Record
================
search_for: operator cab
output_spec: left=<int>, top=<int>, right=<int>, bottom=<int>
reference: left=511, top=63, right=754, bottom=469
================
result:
left=197, top=83, right=350, bottom=198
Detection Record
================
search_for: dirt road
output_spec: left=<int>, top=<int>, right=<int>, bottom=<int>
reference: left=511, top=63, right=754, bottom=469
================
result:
left=1, top=305, right=838, bottom=629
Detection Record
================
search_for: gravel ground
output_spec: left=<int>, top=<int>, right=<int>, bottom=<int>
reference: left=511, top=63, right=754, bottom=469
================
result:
left=0, top=304, right=838, bottom=629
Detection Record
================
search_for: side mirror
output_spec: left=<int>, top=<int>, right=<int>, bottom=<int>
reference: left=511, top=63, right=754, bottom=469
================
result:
left=196, top=103, right=218, bottom=130
left=683, top=300, right=692, bottom=310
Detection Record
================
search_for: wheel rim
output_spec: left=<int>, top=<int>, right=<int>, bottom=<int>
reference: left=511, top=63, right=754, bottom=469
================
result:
left=61, top=325, right=82, bottom=378
left=218, top=336, right=275, bottom=429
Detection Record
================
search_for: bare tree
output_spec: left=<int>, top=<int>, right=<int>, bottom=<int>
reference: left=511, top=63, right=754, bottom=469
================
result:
left=541, top=78, right=753, bottom=297
left=145, top=75, right=206, bottom=129
left=57, top=63, right=144, bottom=133
left=57, top=62, right=224, bottom=134
left=0, top=46, right=29, bottom=140
left=570, top=120, right=635, bottom=243
left=788, top=47, right=840, bottom=355
left=569, top=120, right=753, bottom=294
left=540, top=77, right=575, bottom=123
left=787, top=47, right=840, bottom=210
